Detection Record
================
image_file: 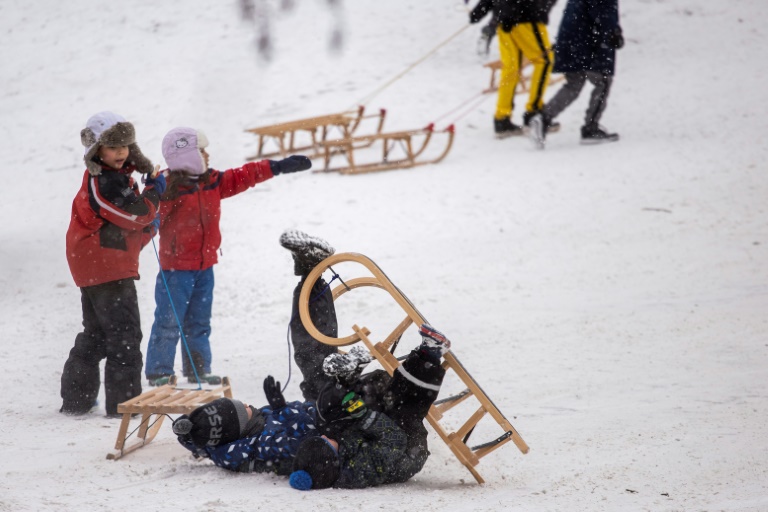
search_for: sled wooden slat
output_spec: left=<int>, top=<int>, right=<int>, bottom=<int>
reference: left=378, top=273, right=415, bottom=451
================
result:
left=298, top=252, right=529, bottom=484
left=244, top=106, right=387, bottom=160
left=106, top=376, right=233, bottom=461
left=483, top=58, right=565, bottom=95
left=317, top=125, right=455, bottom=175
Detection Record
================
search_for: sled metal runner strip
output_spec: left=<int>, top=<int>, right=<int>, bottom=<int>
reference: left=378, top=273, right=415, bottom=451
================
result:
left=471, top=430, right=513, bottom=452
left=433, top=388, right=472, bottom=406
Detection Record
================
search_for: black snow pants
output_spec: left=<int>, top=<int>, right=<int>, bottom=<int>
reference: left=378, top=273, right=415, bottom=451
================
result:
left=61, top=279, right=143, bottom=415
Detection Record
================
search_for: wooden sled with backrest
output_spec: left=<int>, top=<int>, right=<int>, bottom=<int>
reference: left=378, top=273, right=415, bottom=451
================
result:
left=298, top=252, right=529, bottom=484
left=244, top=106, right=387, bottom=161
left=316, top=123, right=455, bottom=175
left=106, top=375, right=233, bottom=460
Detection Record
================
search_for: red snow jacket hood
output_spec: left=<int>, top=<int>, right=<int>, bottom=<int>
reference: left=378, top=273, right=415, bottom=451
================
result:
left=157, top=160, right=273, bottom=271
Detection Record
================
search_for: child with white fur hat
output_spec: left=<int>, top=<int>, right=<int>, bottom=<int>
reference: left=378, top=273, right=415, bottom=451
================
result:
left=144, top=126, right=312, bottom=386
left=61, top=111, right=165, bottom=417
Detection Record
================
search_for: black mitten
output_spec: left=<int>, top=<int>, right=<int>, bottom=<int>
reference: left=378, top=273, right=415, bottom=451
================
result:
left=269, top=155, right=312, bottom=175
left=264, top=375, right=287, bottom=410
left=609, top=26, right=624, bottom=49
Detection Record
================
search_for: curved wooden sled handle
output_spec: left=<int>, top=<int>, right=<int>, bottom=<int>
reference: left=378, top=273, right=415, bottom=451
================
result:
left=299, top=252, right=427, bottom=347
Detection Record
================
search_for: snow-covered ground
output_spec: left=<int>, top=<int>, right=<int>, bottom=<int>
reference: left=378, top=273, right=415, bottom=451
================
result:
left=1, top=1, right=767, bottom=510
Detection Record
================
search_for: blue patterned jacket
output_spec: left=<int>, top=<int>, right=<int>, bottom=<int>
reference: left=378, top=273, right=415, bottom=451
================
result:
left=178, top=400, right=319, bottom=475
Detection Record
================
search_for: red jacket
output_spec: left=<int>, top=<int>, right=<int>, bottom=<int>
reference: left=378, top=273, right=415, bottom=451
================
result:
left=157, top=161, right=274, bottom=271
left=66, top=167, right=159, bottom=287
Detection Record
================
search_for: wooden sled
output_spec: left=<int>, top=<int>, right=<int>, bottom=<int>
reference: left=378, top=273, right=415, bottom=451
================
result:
left=317, top=123, right=455, bottom=175
left=106, top=376, right=233, bottom=460
left=298, top=253, right=529, bottom=484
left=483, top=58, right=565, bottom=95
left=244, top=106, right=387, bottom=161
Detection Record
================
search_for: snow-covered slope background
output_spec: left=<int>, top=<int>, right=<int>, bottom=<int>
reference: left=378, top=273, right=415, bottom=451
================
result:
left=1, top=1, right=767, bottom=510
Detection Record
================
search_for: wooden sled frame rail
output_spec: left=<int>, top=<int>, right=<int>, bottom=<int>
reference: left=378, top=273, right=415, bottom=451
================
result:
left=483, top=58, right=565, bottom=95
left=107, top=375, right=233, bottom=460
left=298, top=252, right=528, bottom=484
left=317, top=123, right=455, bottom=175
left=244, top=105, right=387, bottom=160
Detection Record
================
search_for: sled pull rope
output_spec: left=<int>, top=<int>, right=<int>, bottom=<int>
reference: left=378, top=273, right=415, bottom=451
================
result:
left=351, top=23, right=471, bottom=109
left=151, top=239, right=203, bottom=390
left=432, top=90, right=492, bottom=126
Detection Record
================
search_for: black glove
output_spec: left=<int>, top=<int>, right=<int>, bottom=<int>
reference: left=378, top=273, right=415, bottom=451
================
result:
left=263, top=375, right=286, bottom=410
left=269, top=155, right=312, bottom=175
left=608, top=26, right=624, bottom=49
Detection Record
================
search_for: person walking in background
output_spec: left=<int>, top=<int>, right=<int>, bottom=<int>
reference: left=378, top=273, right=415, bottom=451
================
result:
left=62, top=111, right=165, bottom=417
left=469, top=0, right=557, bottom=138
left=144, top=127, right=313, bottom=387
left=529, top=0, right=624, bottom=148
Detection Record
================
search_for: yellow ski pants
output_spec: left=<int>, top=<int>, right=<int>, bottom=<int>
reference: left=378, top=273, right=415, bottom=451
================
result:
left=494, top=22, right=553, bottom=120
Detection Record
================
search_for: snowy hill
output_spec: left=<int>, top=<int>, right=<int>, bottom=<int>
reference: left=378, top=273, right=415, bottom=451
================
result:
left=1, top=1, right=767, bottom=511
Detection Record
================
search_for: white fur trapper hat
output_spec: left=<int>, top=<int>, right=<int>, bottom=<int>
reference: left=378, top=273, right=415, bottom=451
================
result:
left=80, top=111, right=153, bottom=176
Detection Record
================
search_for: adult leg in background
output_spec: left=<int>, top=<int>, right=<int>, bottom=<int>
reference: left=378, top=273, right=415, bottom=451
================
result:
left=542, top=71, right=587, bottom=121
left=494, top=27, right=522, bottom=121
left=583, top=71, right=613, bottom=128
left=512, top=22, right=553, bottom=115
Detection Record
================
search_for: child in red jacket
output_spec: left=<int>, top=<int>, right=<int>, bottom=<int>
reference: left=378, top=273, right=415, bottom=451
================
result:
left=145, top=126, right=312, bottom=386
left=62, top=111, right=165, bottom=417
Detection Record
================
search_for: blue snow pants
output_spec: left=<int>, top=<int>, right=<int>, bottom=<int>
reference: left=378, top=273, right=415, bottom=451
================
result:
left=144, top=267, right=215, bottom=378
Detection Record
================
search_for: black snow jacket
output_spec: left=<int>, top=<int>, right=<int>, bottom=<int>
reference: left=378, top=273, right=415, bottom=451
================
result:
left=553, top=0, right=622, bottom=75
left=470, top=0, right=557, bottom=31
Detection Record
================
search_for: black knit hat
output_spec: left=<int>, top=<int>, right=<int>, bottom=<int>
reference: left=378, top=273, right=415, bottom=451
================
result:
left=289, top=436, right=341, bottom=490
left=172, top=398, right=249, bottom=448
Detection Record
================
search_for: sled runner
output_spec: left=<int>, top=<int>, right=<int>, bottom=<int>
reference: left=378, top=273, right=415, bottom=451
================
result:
left=244, top=106, right=387, bottom=160
left=483, top=58, right=564, bottom=95
left=317, top=123, right=455, bottom=175
left=107, top=376, right=233, bottom=460
left=298, top=253, right=529, bottom=484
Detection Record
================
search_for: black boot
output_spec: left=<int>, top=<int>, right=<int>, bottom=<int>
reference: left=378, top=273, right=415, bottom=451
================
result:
left=279, top=229, right=335, bottom=275
left=580, top=124, right=619, bottom=145
left=493, top=117, right=522, bottom=139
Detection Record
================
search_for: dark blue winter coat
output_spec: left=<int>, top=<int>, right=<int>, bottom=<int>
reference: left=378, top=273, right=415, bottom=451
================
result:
left=553, top=0, right=621, bottom=75
left=178, top=400, right=320, bottom=475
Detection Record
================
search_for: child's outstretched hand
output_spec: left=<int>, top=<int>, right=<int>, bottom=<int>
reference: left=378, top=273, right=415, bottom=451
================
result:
left=269, top=155, right=312, bottom=175
left=144, top=165, right=166, bottom=196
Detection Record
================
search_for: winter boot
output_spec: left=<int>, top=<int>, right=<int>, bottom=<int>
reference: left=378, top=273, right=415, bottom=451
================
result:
left=494, top=117, right=523, bottom=139
left=528, top=112, right=548, bottom=149
left=322, top=346, right=374, bottom=383
left=60, top=399, right=99, bottom=416
left=279, top=229, right=335, bottom=275
left=523, top=110, right=560, bottom=132
left=417, top=323, right=451, bottom=362
left=147, top=375, right=174, bottom=387
left=580, top=124, right=619, bottom=145
left=181, top=351, right=222, bottom=385
left=188, top=373, right=222, bottom=385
